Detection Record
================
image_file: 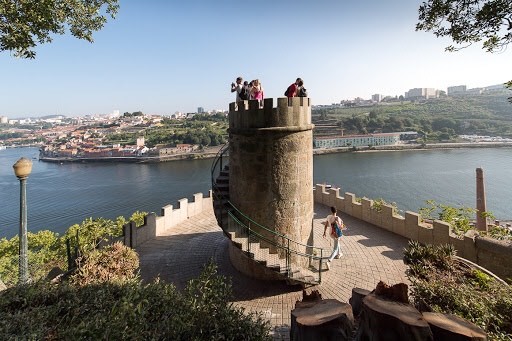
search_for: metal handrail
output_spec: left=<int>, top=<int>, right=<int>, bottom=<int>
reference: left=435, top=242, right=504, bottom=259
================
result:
left=228, top=210, right=323, bottom=259
left=227, top=201, right=325, bottom=256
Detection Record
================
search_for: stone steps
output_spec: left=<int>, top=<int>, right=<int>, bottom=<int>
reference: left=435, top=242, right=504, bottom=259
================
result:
left=213, top=164, right=320, bottom=285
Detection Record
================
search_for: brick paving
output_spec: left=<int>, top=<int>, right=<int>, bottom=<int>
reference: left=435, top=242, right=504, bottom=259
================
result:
left=137, top=203, right=410, bottom=340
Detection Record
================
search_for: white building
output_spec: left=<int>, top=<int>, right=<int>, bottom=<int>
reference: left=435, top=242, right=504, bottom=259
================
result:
left=314, top=133, right=401, bottom=149
left=447, top=85, right=467, bottom=95
left=405, top=88, right=438, bottom=99
left=371, top=94, right=382, bottom=102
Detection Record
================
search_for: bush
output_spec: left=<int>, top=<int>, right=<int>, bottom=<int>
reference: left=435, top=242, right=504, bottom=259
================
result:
left=0, top=211, right=147, bottom=288
left=70, top=242, right=139, bottom=286
left=418, top=200, right=476, bottom=236
left=0, top=261, right=271, bottom=340
left=404, top=241, right=512, bottom=340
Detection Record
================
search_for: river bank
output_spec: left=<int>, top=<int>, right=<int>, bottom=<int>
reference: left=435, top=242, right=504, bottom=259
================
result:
left=313, top=141, right=512, bottom=155
left=36, top=141, right=512, bottom=163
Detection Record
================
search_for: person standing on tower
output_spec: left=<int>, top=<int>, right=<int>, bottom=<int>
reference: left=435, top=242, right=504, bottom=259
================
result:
left=231, top=76, right=244, bottom=102
left=285, top=78, right=302, bottom=98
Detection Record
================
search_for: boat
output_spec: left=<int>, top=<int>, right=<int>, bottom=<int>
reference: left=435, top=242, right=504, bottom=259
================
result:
left=0, top=145, right=6, bottom=150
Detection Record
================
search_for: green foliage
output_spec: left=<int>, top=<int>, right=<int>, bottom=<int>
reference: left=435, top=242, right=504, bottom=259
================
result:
left=0, top=261, right=271, bottom=340
left=416, top=0, right=512, bottom=53
left=0, top=211, right=146, bottom=288
left=418, top=200, right=477, bottom=236
left=404, top=241, right=512, bottom=339
left=64, top=217, right=123, bottom=254
left=484, top=225, right=512, bottom=241
left=312, top=92, right=512, bottom=137
left=0, top=0, right=119, bottom=58
left=0, top=231, right=64, bottom=287
left=371, top=198, right=400, bottom=216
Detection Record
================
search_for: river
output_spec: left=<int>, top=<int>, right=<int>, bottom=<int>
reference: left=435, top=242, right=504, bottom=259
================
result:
left=0, top=147, right=510, bottom=238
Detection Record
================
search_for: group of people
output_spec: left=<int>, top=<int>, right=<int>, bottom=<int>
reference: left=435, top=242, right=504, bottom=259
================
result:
left=230, top=77, right=265, bottom=107
left=230, top=77, right=308, bottom=106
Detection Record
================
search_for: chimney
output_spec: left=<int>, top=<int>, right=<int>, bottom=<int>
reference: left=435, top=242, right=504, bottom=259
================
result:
left=476, top=167, right=487, bottom=231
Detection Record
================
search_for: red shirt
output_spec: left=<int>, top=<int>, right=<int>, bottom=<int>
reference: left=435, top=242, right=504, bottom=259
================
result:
left=287, top=83, right=298, bottom=97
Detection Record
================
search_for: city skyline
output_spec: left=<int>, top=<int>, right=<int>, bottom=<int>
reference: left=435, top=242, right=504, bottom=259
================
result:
left=1, top=0, right=510, bottom=118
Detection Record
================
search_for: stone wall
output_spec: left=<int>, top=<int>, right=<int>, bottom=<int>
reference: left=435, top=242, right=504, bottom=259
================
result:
left=123, top=191, right=212, bottom=249
left=229, top=97, right=314, bottom=255
left=314, top=184, right=512, bottom=281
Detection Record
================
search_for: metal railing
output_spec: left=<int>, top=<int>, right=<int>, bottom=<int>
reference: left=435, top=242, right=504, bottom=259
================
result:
left=211, top=143, right=327, bottom=284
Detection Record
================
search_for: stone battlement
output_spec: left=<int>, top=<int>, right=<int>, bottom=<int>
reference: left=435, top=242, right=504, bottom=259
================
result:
left=314, top=184, right=512, bottom=281
left=122, top=191, right=212, bottom=249
left=229, top=97, right=312, bottom=131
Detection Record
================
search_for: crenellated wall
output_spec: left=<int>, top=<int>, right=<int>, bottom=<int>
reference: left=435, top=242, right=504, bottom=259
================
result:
left=314, top=184, right=512, bottom=281
left=122, top=191, right=213, bottom=249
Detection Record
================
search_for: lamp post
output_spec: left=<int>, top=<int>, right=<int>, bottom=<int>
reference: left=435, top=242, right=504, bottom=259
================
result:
left=13, top=157, right=33, bottom=284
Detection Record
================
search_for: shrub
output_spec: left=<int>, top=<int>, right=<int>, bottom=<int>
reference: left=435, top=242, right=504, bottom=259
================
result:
left=70, top=242, right=139, bottom=286
left=404, top=241, right=512, bottom=340
left=0, top=211, right=147, bottom=288
left=372, top=198, right=400, bottom=216
left=418, top=200, right=477, bottom=236
left=0, top=261, right=271, bottom=340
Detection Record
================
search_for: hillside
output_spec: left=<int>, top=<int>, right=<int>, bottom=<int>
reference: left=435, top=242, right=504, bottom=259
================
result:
left=313, top=90, right=512, bottom=139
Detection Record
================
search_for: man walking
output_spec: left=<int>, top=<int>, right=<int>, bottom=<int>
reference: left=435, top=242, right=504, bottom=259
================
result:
left=323, top=206, right=345, bottom=269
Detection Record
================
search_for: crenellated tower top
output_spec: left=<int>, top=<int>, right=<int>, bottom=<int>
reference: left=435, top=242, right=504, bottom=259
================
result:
left=229, top=97, right=312, bottom=133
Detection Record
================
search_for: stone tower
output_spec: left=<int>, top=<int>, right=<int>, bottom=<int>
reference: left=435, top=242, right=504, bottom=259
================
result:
left=228, top=97, right=314, bottom=257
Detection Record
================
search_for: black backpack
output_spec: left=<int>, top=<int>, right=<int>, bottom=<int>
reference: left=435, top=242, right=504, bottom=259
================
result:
left=239, top=87, right=248, bottom=100
left=284, top=85, right=292, bottom=97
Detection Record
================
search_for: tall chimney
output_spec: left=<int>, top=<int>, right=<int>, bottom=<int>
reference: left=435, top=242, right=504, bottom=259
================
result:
left=476, top=167, right=487, bottom=231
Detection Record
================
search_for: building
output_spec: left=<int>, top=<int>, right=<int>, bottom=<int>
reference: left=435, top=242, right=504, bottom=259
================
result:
left=0, top=116, right=7, bottom=124
left=447, top=85, right=467, bottom=96
left=197, top=107, right=205, bottom=113
left=313, top=133, right=401, bottom=148
left=404, top=88, right=438, bottom=100
left=371, top=94, right=382, bottom=102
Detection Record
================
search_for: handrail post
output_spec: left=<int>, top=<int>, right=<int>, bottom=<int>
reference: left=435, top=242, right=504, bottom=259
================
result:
left=247, top=221, right=251, bottom=254
left=286, top=238, right=290, bottom=278
left=318, top=249, right=323, bottom=284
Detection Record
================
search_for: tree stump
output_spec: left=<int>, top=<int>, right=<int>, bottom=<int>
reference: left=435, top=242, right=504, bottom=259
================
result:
left=349, top=287, right=371, bottom=317
left=422, top=312, right=487, bottom=341
left=355, top=293, right=433, bottom=341
left=291, top=299, right=354, bottom=341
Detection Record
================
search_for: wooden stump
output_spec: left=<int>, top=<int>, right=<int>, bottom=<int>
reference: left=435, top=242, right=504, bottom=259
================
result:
left=355, top=293, right=433, bottom=341
left=349, top=287, right=371, bottom=317
left=423, top=312, right=487, bottom=341
left=290, top=299, right=354, bottom=341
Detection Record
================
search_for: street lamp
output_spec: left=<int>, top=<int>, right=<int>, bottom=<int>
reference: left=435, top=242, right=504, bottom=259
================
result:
left=12, top=157, right=33, bottom=284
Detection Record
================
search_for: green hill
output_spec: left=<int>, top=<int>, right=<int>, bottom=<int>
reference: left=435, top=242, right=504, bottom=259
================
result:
left=313, top=90, right=512, bottom=139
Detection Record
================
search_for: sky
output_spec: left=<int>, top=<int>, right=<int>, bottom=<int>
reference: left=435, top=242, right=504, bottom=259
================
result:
left=1, top=0, right=510, bottom=118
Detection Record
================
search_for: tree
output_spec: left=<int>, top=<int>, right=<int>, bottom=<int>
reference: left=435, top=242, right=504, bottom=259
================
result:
left=0, top=0, right=119, bottom=59
left=417, top=0, right=512, bottom=53
left=416, top=0, right=512, bottom=101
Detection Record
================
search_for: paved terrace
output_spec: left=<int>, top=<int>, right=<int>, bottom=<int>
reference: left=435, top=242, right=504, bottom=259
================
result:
left=137, top=203, right=410, bottom=339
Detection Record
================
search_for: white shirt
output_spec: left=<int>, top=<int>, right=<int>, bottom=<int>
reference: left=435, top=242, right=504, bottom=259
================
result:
left=233, top=83, right=243, bottom=102
left=326, top=214, right=343, bottom=239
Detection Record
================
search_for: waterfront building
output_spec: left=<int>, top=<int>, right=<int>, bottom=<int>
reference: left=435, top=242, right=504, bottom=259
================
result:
left=313, top=132, right=401, bottom=148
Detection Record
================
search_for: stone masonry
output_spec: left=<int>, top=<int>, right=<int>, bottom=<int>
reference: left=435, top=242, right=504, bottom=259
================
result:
left=228, top=97, right=314, bottom=258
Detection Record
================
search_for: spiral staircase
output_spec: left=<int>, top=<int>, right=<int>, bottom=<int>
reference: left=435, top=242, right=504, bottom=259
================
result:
left=211, top=144, right=327, bottom=285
